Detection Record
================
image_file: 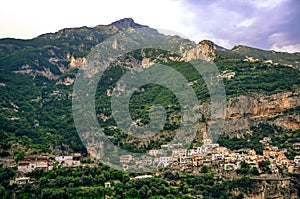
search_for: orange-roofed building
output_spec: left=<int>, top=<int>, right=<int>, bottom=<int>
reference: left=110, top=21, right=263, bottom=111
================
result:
left=256, top=157, right=264, bottom=163
left=263, top=150, right=270, bottom=157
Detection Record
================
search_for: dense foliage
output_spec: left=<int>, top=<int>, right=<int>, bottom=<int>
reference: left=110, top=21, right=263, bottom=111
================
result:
left=0, top=71, right=86, bottom=156
left=0, top=163, right=260, bottom=199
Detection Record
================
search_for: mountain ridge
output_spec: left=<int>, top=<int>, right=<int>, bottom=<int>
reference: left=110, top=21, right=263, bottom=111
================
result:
left=1, top=18, right=299, bottom=78
left=1, top=18, right=298, bottom=56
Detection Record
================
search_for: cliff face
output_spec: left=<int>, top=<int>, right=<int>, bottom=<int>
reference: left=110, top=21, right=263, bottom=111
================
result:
left=109, top=18, right=147, bottom=29
left=226, top=91, right=300, bottom=119
left=243, top=179, right=292, bottom=199
left=200, top=91, right=300, bottom=134
left=183, top=40, right=216, bottom=61
left=69, top=56, right=86, bottom=68
left=275, top=116, right=300, bottom=130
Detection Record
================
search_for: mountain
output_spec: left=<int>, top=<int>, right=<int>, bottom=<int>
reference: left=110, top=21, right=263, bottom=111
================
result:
left=109, top=18, right=148, bottom=29
left=219, top=44, right=300, bottom=68
left=0, top=18, right=299, bottom=161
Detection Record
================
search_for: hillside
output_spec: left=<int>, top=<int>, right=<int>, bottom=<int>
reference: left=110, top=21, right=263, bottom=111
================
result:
left=0, top=18, right=299, bottom=160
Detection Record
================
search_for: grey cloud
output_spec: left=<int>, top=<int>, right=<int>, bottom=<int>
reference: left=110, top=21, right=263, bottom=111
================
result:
left=179, top=0, right=300, bottom=52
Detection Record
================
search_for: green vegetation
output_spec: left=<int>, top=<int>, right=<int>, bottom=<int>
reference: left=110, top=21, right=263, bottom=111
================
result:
left=0, top=71, right=86, bottom=156
left=236, top=161, right=260, bottom=176
left=217, top=45, right=300, bottom=68
left=214, top=57, right=300, bottom=96
left=218, top=123, right=300, bottom=159
left=0, top=163, right=260, bottom=199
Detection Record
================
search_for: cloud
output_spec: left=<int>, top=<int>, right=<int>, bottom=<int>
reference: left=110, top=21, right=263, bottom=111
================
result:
left=271, top=43, right=300, bottom=53
left=0, top=0, right=191, bottom=40
left=248, top=0, right=288, bottom=9
left=178, top=0, right=300, bottom=51
left=236, top=19, right=255, bottom=28
left=0, top=0, right=299, bottom=52
left=268, top=32, right=300, bottom=52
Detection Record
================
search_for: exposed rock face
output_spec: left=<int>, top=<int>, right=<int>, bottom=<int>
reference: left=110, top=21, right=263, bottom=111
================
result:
left=183, top=40, right=216, bottom=61
left=141, top=58, right=154, bottom=68
left=13, top=64, right=33, bottom=74
left=14, top=54, right=87, bottom=80
left=227, top=92, right=300, bottom=118
left=200, top=91, right=300, bottom=134
left=69, top=56, right=86, bottom=68
left=109, top=18, right=146, bottom=29
left=226, top=91, right=300, bottom=119
left=56, top=77, right=75, bottom=86
left=275, top=116, right=300, bottom=130
left=14, top=66, right=58, bottom=80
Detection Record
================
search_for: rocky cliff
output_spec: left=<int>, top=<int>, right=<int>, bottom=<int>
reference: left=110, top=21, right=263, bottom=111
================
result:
left=183, top=40, right=216, bottom=61
left=199, top=90, right=300, bottom=136
left=226, top=91, right=300, bottom=119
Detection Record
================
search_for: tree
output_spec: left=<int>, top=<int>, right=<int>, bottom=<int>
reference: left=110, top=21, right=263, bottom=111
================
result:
left=28, top=168, right=44, bottom=179
left=250, top=167, right=259, bottom=176
left=259, top=161, right=271, bottom=173
left=200, top=165, right=209, bottom=173
left=127, top=188, right=138, bottom=198
left=164, top=171, right=179, bottom=180
left=240, top=161, right=250, bottom=169
left=166, top=194, right=176, bottom=199
left=138, top=185, right=149, bottom=198
left=0, top=185, right=6, bottom=198
left=15, top=152, right=25, bottom=162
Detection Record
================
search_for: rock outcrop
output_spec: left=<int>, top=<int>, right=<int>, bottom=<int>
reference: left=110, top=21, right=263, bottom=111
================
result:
left=275, top=116, right=300, bottom=130
left=200, top=91, right=300, bottom=134
left=69, top=56, right=86, bottom=68
left=226, top=91, right=300, bottom=119
left=109, top=18, right=147, bottom=29
left=183, top=40, right=216, bottom=61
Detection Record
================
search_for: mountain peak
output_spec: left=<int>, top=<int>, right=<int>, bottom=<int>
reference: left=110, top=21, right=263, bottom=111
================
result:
left=109, top=18, right=147, bottom=29
left=199, top=40, right=214, bottom=46
left=231, top=45, right=253, bottom=51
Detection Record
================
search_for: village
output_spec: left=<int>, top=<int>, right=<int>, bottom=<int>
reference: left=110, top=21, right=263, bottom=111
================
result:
left=121, top=138, right=300, bottom=177
left=1, top=138, right=300, bottom=186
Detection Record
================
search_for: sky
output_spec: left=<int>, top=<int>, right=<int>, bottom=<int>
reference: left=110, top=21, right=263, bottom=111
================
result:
left=0, top=0, right=299, bottom=52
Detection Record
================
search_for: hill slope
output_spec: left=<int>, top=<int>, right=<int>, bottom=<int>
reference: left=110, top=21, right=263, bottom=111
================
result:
left=0, top=18, right=299, bottom=159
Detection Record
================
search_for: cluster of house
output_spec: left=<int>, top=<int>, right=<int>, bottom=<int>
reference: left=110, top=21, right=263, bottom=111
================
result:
left=6, top=154, right=84, bottom=186
left=10, top=177, right=33, bottom=186
left=219, top=70, right=236, bottom=79
left=120, top=138, right=300, bottom=174
left=5, top=138, right=300, bottom=187
left=17, top=153, right=83, bottom=173
left=5, top=138, right=300, bottom=186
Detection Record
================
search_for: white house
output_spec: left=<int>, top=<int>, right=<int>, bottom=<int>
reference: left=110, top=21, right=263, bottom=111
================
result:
left=188, top=147, right=204, bottom=156
left=149, top=149, right=161, bottom=156
left=119, top=155, right=133, bottom=163
left=18, top=157, right=50, bottom=173
left=172, top=149, right=187, bottom=157
left=159, top=157, right=177, bottom=167
left=294, top=156, right=300, bottom=165
left=55, top=156, right=73, bottom=166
